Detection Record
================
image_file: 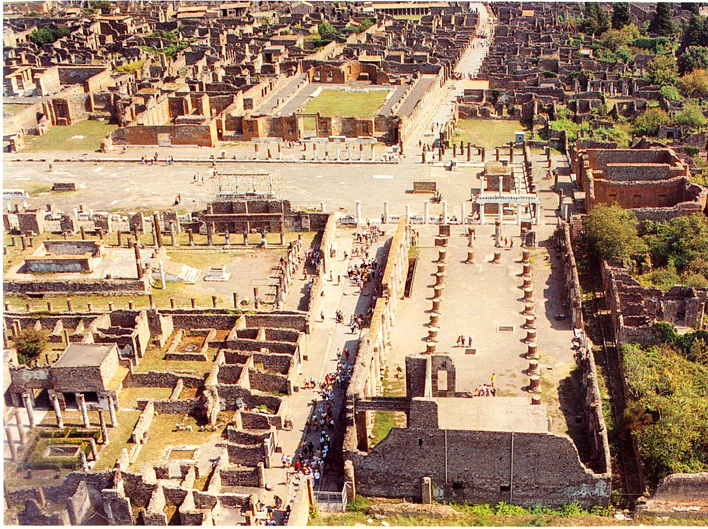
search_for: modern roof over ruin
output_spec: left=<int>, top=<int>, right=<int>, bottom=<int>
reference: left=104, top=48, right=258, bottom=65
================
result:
left=52, top=343, right=116, bottom=368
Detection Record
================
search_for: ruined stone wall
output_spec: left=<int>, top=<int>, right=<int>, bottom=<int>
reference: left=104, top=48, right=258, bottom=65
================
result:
left=219, top=467, right=262, bottom=488
left=248, top=369, right=290, bottom=394
left=637, top=472, right=708, bottom=518
left=125, top=371, right=204, bottom=388
left=591, top=177, right=691, bottom=211
left=110, top=121, right=218, bottom=147
left=348, top=427, right=610, bottom=508
left=601, top=260, right=708, bottom=346
left=4, top=277, right=149, bottom=295
left=224, top=442, right=267, bottom=467
left=243, top=313, right=308, bottom=332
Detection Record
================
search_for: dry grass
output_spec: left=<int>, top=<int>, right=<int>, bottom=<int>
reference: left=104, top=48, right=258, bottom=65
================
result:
left=452, top=119, right=527, bottom=152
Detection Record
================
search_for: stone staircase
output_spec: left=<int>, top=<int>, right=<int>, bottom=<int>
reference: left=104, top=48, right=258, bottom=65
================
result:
left=160, top=261, right=202, bottom=284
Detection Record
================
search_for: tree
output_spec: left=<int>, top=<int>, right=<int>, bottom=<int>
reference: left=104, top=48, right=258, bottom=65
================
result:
left=318, top=21, right=337, bottom=35
left=15, top=328, right=48, bottom=366
left=647, top=54, right=678, bottom=86
left=612, top=2, right=631, bottom=29
left=680, top=14, right=708, bottom=50
left=585, top=204, right=647, bottom=261
left=643, top=214, right=708, bottom=275
left=633, top=108, right=672, bottom=135
left=680, top=68, right=708, bottom=95
left=581, top=3, right=609, bottom=35
left=678, top=45, right=708, bottom=74
left=649, top=2, right=675, bottom=36
left=674, top=103, right=707, bottom=128
left=659, top=84, right=680, bottom=100
left=29, top=27, right=70, bottom=46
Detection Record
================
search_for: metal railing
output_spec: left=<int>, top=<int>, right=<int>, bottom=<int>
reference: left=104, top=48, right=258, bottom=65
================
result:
left=314, top=485, right=348, bottom=512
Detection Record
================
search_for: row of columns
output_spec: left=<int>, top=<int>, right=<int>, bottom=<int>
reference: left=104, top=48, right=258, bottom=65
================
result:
left=520, top=249, right=541, bottom=404
left=254, top=141, right=376, bottom=162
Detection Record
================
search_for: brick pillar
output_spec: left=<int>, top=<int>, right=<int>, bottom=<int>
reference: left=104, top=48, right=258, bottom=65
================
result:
left=134, top=242, right=143, bottom=279
left=13, top=409, right=26, bottom=445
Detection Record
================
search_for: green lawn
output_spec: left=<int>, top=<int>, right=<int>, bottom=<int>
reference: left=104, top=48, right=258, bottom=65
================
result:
left=301, top=89, right=389, bottom=117
left=23, top=120, right=118, bottom=152
left=452, top=119, right=527, bottom=152
left=393, top=14, right=423, bottom=20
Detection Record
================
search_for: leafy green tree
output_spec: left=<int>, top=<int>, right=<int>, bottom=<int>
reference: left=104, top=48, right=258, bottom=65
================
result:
left=680, top=67, right=708, bottom=95
left=15, top=328, right=48, bottom=366
left=647, top=54, right=678, bottom=86
left=674, top=103, right=707, bottom=128
left=633, top=108, right=672, bottom=135
left=612, top=2, right=631, bottom=29
left=649, top=2, right=675, bottom=36
left=643, top=214, right=708, bottom=275
left=678, top=45, right=708, bottom=73
left=29, top=27, right=70, bottom=45
left=585, top=204, right=647, bottom=261
left=318, top=21, right=338, bottom=35
left=659, top=84, right=680, bottom=100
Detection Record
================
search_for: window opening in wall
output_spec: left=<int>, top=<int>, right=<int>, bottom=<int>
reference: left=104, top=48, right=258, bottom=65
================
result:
left=499, top=485, right=510, bottom=492
left=418, top=438, right=423, bottom=447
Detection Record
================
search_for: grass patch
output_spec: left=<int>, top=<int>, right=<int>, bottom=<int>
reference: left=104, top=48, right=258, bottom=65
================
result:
left=22, top=120, right=118, bottom=152
left=4, top=103, right=31, bottom=117
left=118, top=387, right=174, bottom=409
left=370, top=411, right=395, bottom=448
left=301, top=89, right=389, bottom=117
left=130, top=413, right=219, bottom=470
left=392, top=14, right=424, bottom=20
left=452, top=119, right=527, bottom=152
left=93, top=410, right=141, bottom=471
left=134, top=338, right=216, bottom=377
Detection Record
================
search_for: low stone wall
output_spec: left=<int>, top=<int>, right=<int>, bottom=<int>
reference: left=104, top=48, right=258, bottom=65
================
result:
left=137, top=397, right=201, bottom=415
left=243, top=312, right=309, bottom=332
left=126, top=371, right=204, bottom=388
left=220, top=467, right=262, bottom=488
left=248, top=368, right=290, bottom=395
left=4, top=277, right=149, bottom=295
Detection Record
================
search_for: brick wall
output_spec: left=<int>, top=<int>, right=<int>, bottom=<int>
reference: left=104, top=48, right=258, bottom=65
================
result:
left=4, top=278, right=149, bottom=295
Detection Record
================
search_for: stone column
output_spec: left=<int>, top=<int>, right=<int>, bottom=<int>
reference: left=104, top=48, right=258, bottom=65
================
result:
left=153, top=212, right=163, bottom=248
left=22, top=392, right=35, bottom=428
left=313, top=143, right=318, bottom=161
left=424, top=201, right=430, bottom=224
left=187, top=229, right=194, bottom=247
left=405, top=204, right=410, bottom=223
left=76, top=393, right=90, bottom=428
left=370, top=143, right=375, bottom=160
left=383, top=201, right=389, bottom=224
left=479, top=203, right=486, bottom=225
left=233, top=292, right=239, bottom=308
left=5, top=427, right=17, bottom=461
left=99, top=410, right=109, bottom=444
left=170, top=221, right=177, bottom=247
left=133, top=242, right=143, bottom=279
left=14, top=409, right=26, bottom=445
left=254, top=143, right=260, bottom=160
left=461, top=202, right=466, bottom=222
left=442, top=201, right=448, bottom=224
left=51, top=392, right=64, bottom=428
left=355, top=200, right=362, bottom=226
left=108, top=395, right=117, bottom=427
left=467, top=143, right=471, bottom=162
left=253, top=287, right=260, bottom=309
left=279, top=221, right=285, bottom=246
left=207, top=223, right=213, bottom=246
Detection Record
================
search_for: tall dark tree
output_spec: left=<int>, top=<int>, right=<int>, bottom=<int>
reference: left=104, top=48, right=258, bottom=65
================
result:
left=681, top=2, right=701, bottom=16
left=681, top=14, right=708, bottom=50
left=581, top=2, right=610, bottom=35
left=612, top=2, right=631, bottom=29
left=649, top=2, right=675, bottom=36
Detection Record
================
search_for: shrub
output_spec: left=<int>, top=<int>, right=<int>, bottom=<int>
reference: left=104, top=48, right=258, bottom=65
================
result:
left=585, top=204, right=647, bottom=261
left=633, top=108, right=672, bottom=136
left=685, top=145, right=700, bottom=156
left=15, top=328, right=48, bottom=365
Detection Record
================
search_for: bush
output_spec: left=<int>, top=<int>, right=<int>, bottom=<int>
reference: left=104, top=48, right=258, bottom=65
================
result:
left=633, top=108, right=672, bottom=136
left=29, top=27, right=70, bottom=45
left=674, top=104, right=707, bottom=128
left=685, top=145, right=700, bottom=156
left=585, top=204, right=647, bottom=261
left=347, top=495, right=369, bottom=512
left=16, top=328, right=48, bottom=365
